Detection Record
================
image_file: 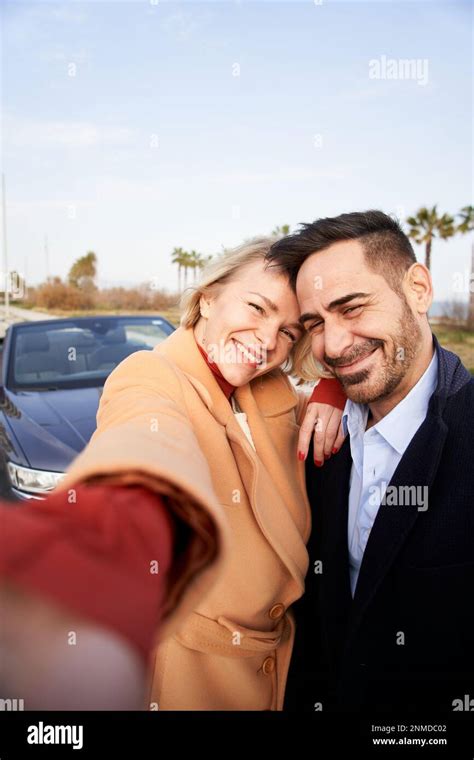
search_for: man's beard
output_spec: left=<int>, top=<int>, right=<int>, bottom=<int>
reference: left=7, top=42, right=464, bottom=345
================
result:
left=325, top=301, right=422, bottom=405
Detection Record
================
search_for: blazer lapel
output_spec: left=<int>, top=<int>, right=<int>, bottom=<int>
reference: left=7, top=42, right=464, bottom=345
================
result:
left=349, top=411, right=449, bottom=632
left=309, top=437, right=353, bottom=663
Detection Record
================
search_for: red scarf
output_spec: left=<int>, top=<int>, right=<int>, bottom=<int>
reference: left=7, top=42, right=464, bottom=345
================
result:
left=195, top=340, right=236, bottom=400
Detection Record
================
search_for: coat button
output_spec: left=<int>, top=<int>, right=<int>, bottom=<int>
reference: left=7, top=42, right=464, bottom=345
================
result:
left=262, top=657, right=275, bottom=675
left=269, top=603, right=285, bottom=619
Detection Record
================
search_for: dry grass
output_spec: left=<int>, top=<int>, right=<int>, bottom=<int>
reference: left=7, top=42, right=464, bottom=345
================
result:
left=18, top=280, right=180, bottom=315
left=431, top=322, right=474, bottom=374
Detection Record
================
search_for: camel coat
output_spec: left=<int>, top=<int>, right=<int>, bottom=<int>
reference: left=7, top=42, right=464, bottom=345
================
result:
left=55, top=326, right=312, bottom=711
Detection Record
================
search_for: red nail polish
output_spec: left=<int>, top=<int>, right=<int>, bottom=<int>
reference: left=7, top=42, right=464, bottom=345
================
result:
left=332, top=447, right=339, bottom=454
left=298, top=451, right=305, bottom=461
left=314, top=459, right=323, bottom=467
left=324, top=454, right=331, bottom=460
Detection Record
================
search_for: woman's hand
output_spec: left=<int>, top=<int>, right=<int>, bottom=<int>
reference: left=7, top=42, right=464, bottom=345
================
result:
left=0, top=482, right=176, bottom=709
left=0, top=582, right=146, bottom=710
left=298, top=402, right=346, bottom=466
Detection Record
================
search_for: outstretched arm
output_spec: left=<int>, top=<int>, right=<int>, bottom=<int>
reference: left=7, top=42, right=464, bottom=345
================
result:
left=0, top=481, right=176, bottom=710
left=0, top=348, right=231, bottom=710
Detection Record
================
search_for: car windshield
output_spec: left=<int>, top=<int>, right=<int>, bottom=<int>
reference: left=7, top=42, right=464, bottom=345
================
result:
left=8, top=317, right=175, bottom=391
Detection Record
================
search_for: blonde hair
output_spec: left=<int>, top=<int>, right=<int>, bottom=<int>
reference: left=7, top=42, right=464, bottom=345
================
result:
left=179, top=236, right=326, bottom=383
left=291, top=331, right=334, bottom=384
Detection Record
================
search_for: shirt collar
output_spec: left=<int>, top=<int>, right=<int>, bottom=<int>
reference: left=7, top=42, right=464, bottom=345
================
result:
left=342, top=348, right=439, bottom=455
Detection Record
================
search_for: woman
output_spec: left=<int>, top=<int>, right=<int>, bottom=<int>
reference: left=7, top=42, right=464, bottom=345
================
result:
left=1, top=237, right=345, bottom=710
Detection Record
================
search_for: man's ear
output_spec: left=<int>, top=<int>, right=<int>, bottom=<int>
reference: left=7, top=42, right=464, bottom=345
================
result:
left=404, top=263, right=433, bottom=315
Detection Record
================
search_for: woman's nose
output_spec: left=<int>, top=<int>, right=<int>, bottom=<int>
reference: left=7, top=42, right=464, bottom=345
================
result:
left=256, top=327, right=278, bottom=353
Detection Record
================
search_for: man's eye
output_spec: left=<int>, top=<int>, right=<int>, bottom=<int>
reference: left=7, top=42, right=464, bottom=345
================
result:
left=344, top=305, right=362, bottom=315
left=308, top=321, right=323, bottom=332
left=249, top=302, right=265, bottom=314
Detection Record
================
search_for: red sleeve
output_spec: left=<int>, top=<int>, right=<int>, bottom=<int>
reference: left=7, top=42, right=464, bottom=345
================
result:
left=0, top=483, right=175, bottom=663
left=309, top=376, right=347, bottom=411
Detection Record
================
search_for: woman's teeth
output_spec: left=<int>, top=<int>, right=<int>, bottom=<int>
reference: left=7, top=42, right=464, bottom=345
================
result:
left=234, top=340, right=261, bottom=364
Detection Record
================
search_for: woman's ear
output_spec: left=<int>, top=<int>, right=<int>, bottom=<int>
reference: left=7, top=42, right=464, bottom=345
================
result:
left=199, top=288, right=215, bottom=318
left=404, top=263, right=433, bottom=315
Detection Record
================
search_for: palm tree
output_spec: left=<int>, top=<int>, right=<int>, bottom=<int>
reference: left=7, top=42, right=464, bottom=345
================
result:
left=272, top=224, right=291, bottom=236
left=68, top=251, right=98, bottom=290
left=457, top=205, right=474, bottom=234
left=457, top=205, right=474, bottom=329
left=171, top=247, right=185, bottom=292
left=180, top=250, right=193, bottom=288
left=190, top=252, right=213, bottom=281
left=406, top=206, right=455, bottom=271
left=188, top=250, right=202, bottom=282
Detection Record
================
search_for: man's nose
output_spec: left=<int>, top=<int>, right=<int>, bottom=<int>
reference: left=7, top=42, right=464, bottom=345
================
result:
left=323, top=321, right=353, bottom=363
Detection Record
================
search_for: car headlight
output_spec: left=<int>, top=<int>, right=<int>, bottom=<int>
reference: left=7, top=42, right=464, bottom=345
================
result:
left=7, top=462, right=66, bottom=495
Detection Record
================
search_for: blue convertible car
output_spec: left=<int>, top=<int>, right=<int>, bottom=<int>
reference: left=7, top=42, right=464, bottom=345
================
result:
left=0, top=315, right=175, bottom=501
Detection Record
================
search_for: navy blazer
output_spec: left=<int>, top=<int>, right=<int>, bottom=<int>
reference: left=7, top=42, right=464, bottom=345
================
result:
left=285, top=335, right=474, bottom=714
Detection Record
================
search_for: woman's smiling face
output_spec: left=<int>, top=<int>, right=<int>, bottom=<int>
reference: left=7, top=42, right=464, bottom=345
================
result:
left=194, top=259, right=303, bottom=387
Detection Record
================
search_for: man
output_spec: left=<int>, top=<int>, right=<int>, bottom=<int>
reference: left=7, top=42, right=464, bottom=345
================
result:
left=267, top=210, right=474, bottom=714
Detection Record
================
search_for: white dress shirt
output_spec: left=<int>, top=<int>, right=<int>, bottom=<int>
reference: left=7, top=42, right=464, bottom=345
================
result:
left=342, top=349, right=439, bottom=596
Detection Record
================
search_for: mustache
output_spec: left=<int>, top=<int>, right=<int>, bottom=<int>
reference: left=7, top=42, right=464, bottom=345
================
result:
left=324, top=338, right=384, bottom=369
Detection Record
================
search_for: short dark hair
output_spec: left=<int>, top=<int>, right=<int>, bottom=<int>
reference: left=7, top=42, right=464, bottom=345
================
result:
left=266, top=210, right=417, bottom=294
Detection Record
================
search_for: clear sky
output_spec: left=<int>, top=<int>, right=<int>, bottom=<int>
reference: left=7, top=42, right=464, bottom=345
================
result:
left=2, top=0, right=472, bottom=303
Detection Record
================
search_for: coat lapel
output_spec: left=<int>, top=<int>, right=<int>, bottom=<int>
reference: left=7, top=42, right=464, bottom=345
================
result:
left=155, top=327, right=236, bottom=427
left=231, top=378, right=311, bottom=596
left=156, top=328, right=310, bottom=597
